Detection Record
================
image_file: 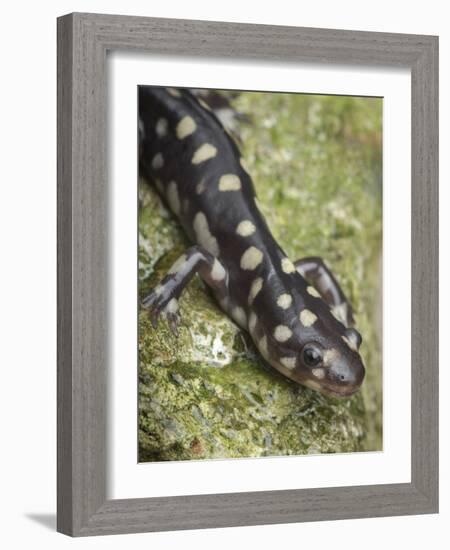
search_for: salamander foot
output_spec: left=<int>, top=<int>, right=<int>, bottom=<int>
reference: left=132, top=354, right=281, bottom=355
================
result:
left=142, top=286, right=182, bottom=335
left=142, top=245, right=229, bottom=336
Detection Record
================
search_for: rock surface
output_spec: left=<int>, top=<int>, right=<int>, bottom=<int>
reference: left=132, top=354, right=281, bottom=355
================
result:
left=138, top=91, right=382, bottom=462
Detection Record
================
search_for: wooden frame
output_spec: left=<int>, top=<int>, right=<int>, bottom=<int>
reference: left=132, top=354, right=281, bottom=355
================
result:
left=57, top=12, right=438, bottom=536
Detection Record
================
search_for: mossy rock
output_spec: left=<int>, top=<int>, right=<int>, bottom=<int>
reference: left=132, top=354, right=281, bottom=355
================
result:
left=139, top=91, right=382, bottom=461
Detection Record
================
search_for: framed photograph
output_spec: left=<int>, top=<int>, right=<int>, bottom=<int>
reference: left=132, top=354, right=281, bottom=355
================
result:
left=57, top=13, right=438, bottom=536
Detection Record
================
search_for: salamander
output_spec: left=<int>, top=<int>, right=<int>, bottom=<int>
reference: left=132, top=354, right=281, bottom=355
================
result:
left=139, top=86, right=365, bottom=398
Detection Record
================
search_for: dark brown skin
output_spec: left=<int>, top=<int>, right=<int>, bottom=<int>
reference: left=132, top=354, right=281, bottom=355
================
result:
left=139, top=86, right=365, bottom=397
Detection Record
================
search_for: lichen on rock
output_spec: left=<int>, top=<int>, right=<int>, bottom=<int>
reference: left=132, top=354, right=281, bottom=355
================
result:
left=139, top=91, right=382, bottom=462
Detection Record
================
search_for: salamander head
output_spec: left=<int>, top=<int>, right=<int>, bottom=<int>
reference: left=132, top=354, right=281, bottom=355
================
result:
left=272, top=324, right=365, bottom=398
left=289, top=326, right=365, bottom=397
left=251, top=285, right=365, bottom=397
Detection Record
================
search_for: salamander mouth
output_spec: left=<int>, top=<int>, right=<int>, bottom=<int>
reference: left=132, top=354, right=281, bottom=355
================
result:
left=299, top=378, right=361, bottom=398
left=318, top=383, right=362, bottom=398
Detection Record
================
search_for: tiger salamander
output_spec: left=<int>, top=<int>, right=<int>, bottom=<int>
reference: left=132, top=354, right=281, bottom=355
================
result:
left=139, top=86, right=365, bottom=398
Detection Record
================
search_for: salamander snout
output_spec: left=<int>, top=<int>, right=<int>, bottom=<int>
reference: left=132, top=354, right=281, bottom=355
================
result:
left=326, top=353, right=365, bottom=397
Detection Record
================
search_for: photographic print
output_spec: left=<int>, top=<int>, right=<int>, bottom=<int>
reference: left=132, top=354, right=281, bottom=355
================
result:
left=138, top=87, right=382, bottom=462
left=56, top=14, right=438, bottom=535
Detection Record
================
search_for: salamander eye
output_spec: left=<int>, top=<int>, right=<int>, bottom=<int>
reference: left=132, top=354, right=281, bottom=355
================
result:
left=302, top=344, right=323, bottom=367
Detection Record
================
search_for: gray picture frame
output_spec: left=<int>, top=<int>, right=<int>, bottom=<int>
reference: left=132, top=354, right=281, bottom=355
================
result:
left=57, top=12, right=439, bottom=537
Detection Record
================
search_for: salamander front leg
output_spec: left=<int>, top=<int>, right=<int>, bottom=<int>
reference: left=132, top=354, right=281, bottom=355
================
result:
left=142, top=245, right=228, bottom=334
left=294, top=256, right=355, bottom=327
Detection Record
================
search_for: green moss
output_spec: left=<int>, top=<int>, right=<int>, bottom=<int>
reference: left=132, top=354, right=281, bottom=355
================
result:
left=138, top=91, right=382, bottom=461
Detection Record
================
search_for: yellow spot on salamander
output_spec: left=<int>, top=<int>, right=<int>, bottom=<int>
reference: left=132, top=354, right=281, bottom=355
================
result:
left=342, top=335, right=358, bottom=352
left=248, top=312, right=258, bottom=335
left=312, top=368, right=325, bottom=379
left=276, top=293, right=292, bottom=309
left=193, top=212, right=219, bottom=256
left=331, top=303, right=349, bottom=326
left=248, top=277, right=263, bottom=304
left=231, top=306, right=247, bottom=328
left=192, top=143, right=218, bottom=164
left=236, top=220, right=256, bottom=236
left=166, top=181, right=180, bottom=215
left=306, top=285, right=321, bottom=298
left=281, top=257, right=296, bottom=274
left=280, top=356, right=296, bottom=370
left=299, top=309, right=317, bottom=327
left=219, top=174, right=241, bottom=191
left=151, top=152, right=164, bottom=170
left=155, top=118, right=168, bottom=137
left=323, top=348, right=339, bottom=366
left=176, top=116, right=197, bottom=139
left=211, top=259, right=226, bottom=282
left=240, top=246, right=263, bottom=270
left=273, top=325, right=292, bottom=343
